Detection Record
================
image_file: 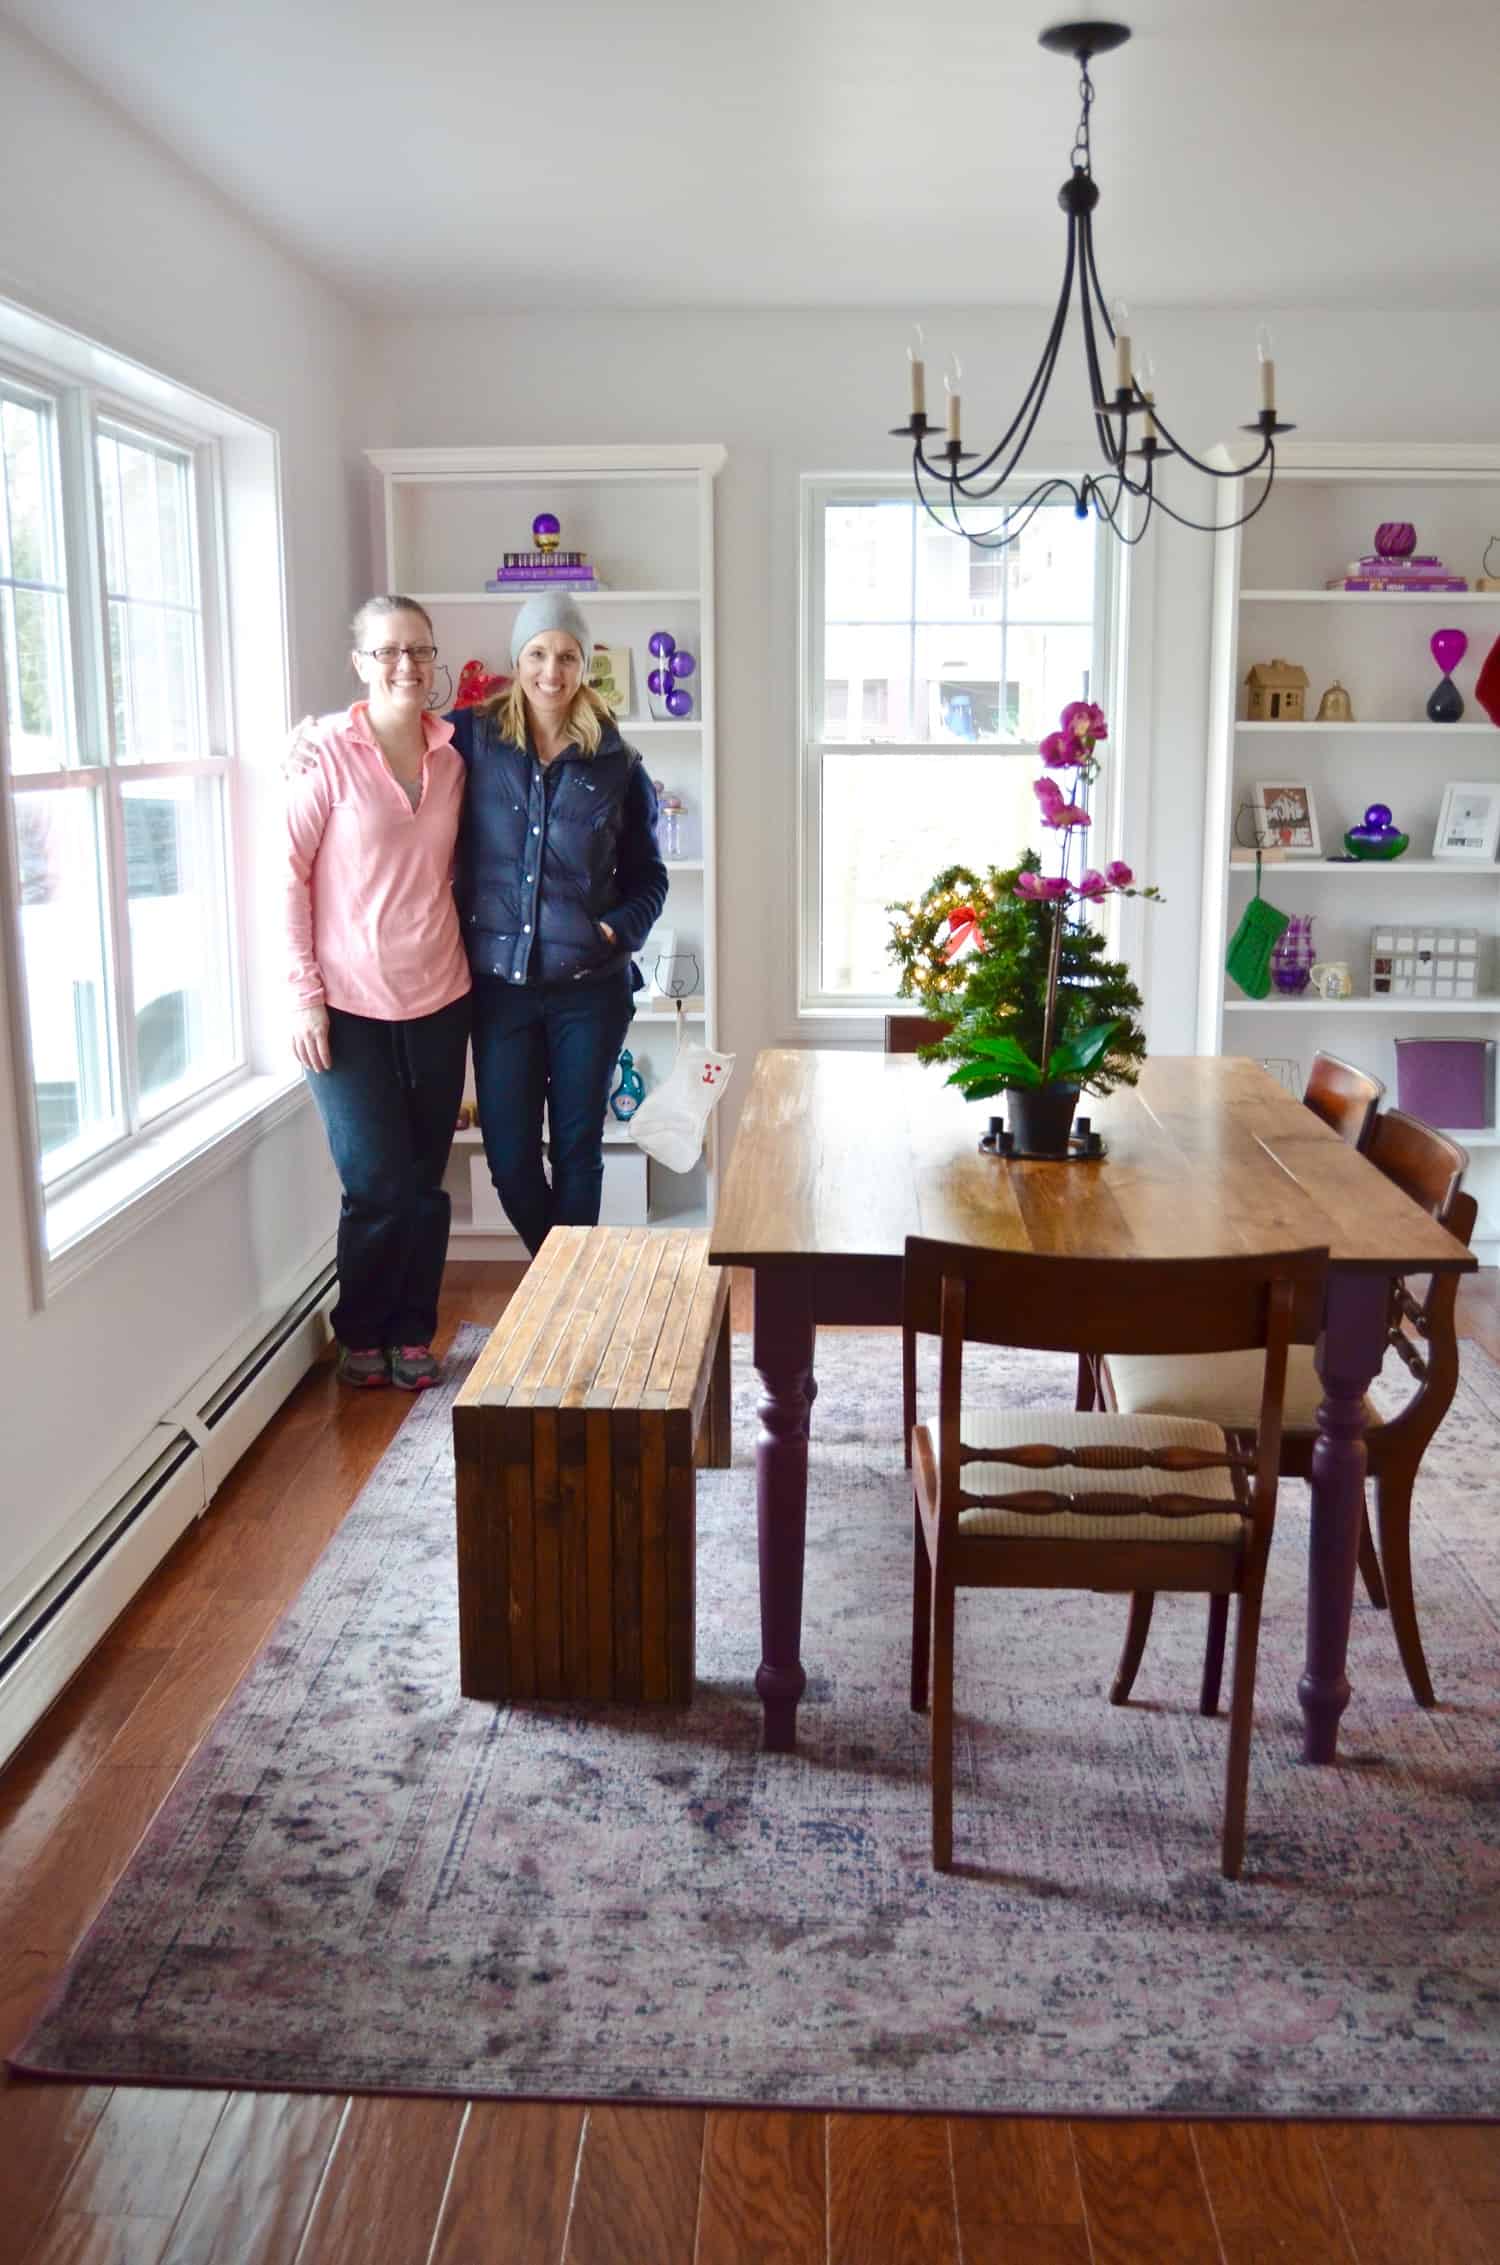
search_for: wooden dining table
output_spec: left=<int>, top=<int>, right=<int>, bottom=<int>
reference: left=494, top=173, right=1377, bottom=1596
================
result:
left=709, top=1050, right=1476, bottom=1758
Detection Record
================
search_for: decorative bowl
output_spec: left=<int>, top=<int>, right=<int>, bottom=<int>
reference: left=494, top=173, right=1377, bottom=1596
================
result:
left=1343, top=829, right=1410, bottom=860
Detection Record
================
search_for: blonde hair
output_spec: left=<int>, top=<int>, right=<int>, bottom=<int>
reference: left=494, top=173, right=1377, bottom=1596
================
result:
left=487, top=677, right=612, bottom=758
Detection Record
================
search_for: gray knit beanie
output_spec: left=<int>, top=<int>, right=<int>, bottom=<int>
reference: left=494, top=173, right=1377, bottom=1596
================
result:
left=509, top=591, right=593, bottom=674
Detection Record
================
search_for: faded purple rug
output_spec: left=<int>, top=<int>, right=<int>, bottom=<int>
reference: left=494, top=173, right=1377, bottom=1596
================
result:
left=14, top=1327, right=1500, bottom=2115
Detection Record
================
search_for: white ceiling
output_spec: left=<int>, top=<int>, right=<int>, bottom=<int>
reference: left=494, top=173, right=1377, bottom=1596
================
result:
left=6, top=0, right=1500, bottom=315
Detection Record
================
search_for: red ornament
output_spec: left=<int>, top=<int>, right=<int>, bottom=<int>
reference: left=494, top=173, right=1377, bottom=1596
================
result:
left=455, top=658, right=508, bottom=708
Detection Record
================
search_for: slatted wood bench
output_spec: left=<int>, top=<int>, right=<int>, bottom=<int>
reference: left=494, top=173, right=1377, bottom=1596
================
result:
left=453, top=1226, right=732, bottom=1704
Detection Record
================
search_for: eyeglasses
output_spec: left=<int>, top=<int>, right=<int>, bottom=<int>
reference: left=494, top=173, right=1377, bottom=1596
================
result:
left=358, top=643, right=438, bottom=665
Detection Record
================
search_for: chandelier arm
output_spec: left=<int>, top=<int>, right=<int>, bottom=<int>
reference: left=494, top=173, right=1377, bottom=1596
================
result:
left=1077, top=215, right=1127, bottom=468
left=946, top=475, right=1090, bottom=551
left=1140, top=403, right=1273, bottom=481
left=1131, top=457, right=1281, bottom=536
left=1085, top=470, right=1156, bottom=547
left=950, top=215, right=1082, bottom=490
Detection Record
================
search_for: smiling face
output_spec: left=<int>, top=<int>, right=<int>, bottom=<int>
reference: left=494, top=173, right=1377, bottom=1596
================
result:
left=350, top=606, right=437, bottom=714
left=516, top=629, right=585, bottom=721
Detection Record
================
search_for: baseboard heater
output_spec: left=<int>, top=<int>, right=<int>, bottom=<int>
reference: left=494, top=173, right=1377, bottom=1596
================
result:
left=0, top=1256, right=336, bottom=1772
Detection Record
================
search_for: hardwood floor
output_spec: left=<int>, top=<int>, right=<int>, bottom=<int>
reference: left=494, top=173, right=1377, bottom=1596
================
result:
left=1, top=1260, right=1497, bottom=2264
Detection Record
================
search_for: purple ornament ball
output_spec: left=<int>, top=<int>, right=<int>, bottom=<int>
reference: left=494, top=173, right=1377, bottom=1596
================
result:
left=668, top=649, right=696, bottom=679
left=647, top=630, right=676, bottom=659
left=1364, top=804, right=1393, bottom=829
left=532, top=511, right=561, bottom=548
left=646, top=667, right=666, bottom=696
left=665, top=688, right=694, bottom=718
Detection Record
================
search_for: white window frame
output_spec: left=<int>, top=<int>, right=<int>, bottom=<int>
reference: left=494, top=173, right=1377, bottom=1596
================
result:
left=797, top=474, right=1126, bottom=1019
left=0, top=297, right=294, bottom=1306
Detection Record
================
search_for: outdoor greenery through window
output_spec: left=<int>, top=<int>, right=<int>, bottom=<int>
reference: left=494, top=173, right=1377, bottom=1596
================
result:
left=1, top=371, right=238, bottom=1187
left=803, top=483, right=1113, bottom=1005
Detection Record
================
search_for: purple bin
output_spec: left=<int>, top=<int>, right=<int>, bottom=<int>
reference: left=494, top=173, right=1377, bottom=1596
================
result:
left=1394, top=1038, right=1495, bottom=1130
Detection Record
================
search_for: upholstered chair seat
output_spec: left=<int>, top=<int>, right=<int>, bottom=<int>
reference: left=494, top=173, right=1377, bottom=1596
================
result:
left=1104, top=1347, right=1379, bottom=1436
left=916, top=1409, right=1242, bottom=1543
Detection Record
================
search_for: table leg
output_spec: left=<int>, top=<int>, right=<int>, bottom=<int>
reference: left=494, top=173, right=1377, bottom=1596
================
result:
left=752, top=1267, right=814, bottom=1751
left=1300, top=1271, right=1390, bottom=1764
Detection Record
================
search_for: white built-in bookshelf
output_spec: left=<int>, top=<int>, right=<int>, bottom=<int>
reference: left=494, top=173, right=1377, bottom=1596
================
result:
left=367, top=444, right=725, bottom=1255
left=1200, top=441, right=1500, bottom=1257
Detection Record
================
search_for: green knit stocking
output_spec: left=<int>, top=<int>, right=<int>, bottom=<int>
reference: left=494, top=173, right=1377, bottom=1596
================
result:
left=1225, top=894, right=1291, bottom=1000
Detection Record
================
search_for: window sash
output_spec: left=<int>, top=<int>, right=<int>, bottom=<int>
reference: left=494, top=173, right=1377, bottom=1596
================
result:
left=799, top=477, right=1121, bottom=1013
left=0, top=353, right=244, bottom=1193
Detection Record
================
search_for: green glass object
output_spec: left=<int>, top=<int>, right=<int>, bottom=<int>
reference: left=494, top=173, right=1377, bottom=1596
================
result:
left=1344, top=803, right=1409, bottom=860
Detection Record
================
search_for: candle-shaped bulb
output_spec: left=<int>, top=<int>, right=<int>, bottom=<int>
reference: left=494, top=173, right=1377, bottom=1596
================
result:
left=944, top=353, right=962, bottom=445
left=907, top=322, right=926, bottom=418
left=1110, top=298, right=1132, bottom=395
left=1256, top=323, right=1275, bottom=415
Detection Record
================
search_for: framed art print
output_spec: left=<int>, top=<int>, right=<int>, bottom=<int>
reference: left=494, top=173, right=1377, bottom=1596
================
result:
left=1433, top=781, right=1500, bottom=861
left=1252, top=779, right=1322, bottom=856
left=588, top=644, right=631, bottom=715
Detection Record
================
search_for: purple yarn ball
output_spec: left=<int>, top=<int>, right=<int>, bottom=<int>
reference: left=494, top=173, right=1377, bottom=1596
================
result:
left=668, top=649, right=696, bottom=679
left=665, top=688, right=694, bottom=718
left=647, top=630, right=676, bottom=659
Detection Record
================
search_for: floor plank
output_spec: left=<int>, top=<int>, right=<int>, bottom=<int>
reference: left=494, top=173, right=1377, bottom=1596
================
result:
left=1316, top=2123, right=1500, bottom=2265
left=1194, top=2122, right=1354, bottom=2262
left=430, top=2101, right=585, bottom=2265
left=696, top=2109, right=826, bottom=2264
left=564, top=2107, right=704, bottom=2264
left=293, top=2096, right=465, bottom=2265
left=25, top=2211, right=169, bottom=2265
left=0, top=2081, right=114, bottom=2262
left=1070, top=2121, right=1222, bottom=2265
left=104, top=1601, right=282, bottom=1773
left=157, top=2090, right=346, bottom=2265
left=949, top=2117, right=1089, bottom=2257
left=46, top=2087, right=227, bottom=2227
left=827, top=2113, right=958, bottom=2265
left=0, top=1764, right=182, bottom=1957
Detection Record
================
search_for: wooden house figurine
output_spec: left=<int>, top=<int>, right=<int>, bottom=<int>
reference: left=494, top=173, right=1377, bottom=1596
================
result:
left=1245, top=658, right=1310, bottom=721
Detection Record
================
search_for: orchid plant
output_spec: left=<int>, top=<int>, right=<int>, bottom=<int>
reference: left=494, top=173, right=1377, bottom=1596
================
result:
left=886, top=700, right=1162, bottom=1103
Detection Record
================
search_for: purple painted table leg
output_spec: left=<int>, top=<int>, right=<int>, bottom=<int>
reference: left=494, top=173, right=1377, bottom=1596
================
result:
left=752, top=1268, right=815, bottom=1752
left=1300, top=1271, right=1391, bottom=1763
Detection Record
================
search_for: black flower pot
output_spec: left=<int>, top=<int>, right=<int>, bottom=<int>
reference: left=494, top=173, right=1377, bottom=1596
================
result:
left=1006, top=1083, right=1080, bottom=1157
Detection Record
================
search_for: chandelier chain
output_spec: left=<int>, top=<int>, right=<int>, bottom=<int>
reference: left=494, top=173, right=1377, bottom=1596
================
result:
left=1071, top=60, right=1095, bottom=173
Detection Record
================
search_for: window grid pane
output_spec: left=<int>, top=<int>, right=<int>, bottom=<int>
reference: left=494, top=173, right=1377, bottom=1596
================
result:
left=14, top=784, right=120, bottom=1174
left=0, top=388, right=74, bottom=773
left=123, top=774, right=236, bottom=1121
left=97, top=425, right=206, bottom=763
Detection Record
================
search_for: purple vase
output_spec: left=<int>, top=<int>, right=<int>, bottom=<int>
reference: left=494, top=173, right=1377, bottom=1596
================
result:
left=1271, top=914, right=1315, bottom=994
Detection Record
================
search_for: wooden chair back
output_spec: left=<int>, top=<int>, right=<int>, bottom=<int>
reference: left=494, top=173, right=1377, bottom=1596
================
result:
left=906, top=1240, right=1327, bottom=1545
left=1366, top=1107, right=1467, bottom=1220
left=1302, top=1051, right=1384, bottom=1150
left=883, top=1014, right=951, bottom=1054
left=1365, top=1110, right=1475, bottom=1421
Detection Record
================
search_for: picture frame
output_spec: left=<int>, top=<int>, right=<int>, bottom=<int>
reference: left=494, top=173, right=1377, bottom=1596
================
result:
left=588, top=643, right=631, bottom=716
left=1433, top=781, right=1500, bottom=862
left=1252, top=779, right=1321, bottom=857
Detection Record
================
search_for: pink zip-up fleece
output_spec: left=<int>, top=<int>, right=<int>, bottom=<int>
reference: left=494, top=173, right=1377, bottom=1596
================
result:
left=284, top=704, right=471, bottom=1020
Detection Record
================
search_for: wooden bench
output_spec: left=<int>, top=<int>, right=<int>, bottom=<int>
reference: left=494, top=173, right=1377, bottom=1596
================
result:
left=453, top=1226, right=732, bottom=1704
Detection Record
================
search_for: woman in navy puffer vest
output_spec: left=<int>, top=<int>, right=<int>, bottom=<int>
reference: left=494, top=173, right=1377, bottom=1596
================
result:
left=449, top=593, right=667, bottom=1255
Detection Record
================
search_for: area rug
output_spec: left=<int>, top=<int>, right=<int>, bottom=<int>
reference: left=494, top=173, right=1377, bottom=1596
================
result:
left=14, top=1327, right=1500, bottom=2116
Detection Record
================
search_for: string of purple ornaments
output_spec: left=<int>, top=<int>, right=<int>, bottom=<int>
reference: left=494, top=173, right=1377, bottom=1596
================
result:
left=647, top=629, right=696, bottom=718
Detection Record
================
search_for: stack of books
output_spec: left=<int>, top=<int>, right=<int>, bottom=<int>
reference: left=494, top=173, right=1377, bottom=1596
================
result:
left=1327, top=552, right=1469, bottom=592
left=484, top=549, right=602, bottom=593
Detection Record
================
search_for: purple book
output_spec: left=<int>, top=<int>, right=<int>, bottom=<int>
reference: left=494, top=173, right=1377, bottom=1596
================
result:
left=1327, top=575, right=1470, bottom=592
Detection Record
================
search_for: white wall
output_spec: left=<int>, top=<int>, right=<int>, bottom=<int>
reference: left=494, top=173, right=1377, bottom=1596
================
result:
left=0, top=24, right=368, bottom=1588
left=371, top=304, right=1500, bottom=1113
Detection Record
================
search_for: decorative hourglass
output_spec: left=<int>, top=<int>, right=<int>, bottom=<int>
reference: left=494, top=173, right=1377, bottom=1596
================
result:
left=647, top=630, right=697, bottom=719
left=1427, top=627, right=1468, bottom=723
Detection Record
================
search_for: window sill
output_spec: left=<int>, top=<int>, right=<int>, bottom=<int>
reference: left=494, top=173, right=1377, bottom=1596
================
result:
left=40, top=1070, right=310, bottom=1303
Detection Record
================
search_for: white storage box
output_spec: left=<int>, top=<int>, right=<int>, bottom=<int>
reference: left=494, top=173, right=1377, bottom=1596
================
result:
left=1370, top=924, right=1482, bottom=999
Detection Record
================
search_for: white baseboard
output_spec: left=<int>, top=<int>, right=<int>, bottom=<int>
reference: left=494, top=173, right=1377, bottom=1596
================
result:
left=0, top=1253, right=335, bottom=1773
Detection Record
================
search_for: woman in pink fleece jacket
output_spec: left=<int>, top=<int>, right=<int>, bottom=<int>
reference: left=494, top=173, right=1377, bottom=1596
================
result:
left=284, top=597, right=471, bottom=1391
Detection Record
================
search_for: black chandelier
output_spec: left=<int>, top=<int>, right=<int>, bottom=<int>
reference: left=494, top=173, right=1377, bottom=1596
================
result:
left=891, top=19, right=1293, bottom=550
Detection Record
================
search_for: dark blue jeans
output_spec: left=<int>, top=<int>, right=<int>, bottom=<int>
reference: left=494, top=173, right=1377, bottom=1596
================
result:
left=471, top=969, right=635, bottom=1255
left=306, top=994, right=471, bottom=1348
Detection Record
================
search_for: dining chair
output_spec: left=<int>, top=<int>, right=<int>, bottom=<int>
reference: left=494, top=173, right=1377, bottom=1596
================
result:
left=1302, top=1051, right=1384, bottom=1150
left=883, top=1013, right=951, bottom=1054
left=886, top=1014, right=952, bottom=1464
left=906, top=1237, right=1327, bottom=1878
left=1101, top=1110, right=1472, bottom=1710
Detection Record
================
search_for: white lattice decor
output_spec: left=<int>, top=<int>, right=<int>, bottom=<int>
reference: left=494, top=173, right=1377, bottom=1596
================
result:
left=1370, top=926, right=1483, bottom=999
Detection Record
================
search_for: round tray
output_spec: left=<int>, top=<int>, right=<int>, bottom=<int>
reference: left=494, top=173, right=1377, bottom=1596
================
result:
left=978, top=1130, right=1108, bottom=1163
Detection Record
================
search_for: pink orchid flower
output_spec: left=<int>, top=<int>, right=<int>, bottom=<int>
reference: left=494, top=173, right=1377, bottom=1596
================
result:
left=1061, top=699, right=1109, bottom=745
left=1015, top=871, right=1073, bottom=902
left=1034, top=775, right=1064, bottom=811
left=1042, top=800, right=1091, bottom=831
left=1105, top=859, right=1134, bottom=887
left=1075, top=868, right=1108, bottom=901
left=1039, top=730, right=1083, bottom=769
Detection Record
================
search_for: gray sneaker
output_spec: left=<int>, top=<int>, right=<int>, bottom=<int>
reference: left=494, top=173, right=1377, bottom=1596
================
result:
left=387, top=1344, right=442, bottom=1392
left=336, top=1345, right=388, bottom=1389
